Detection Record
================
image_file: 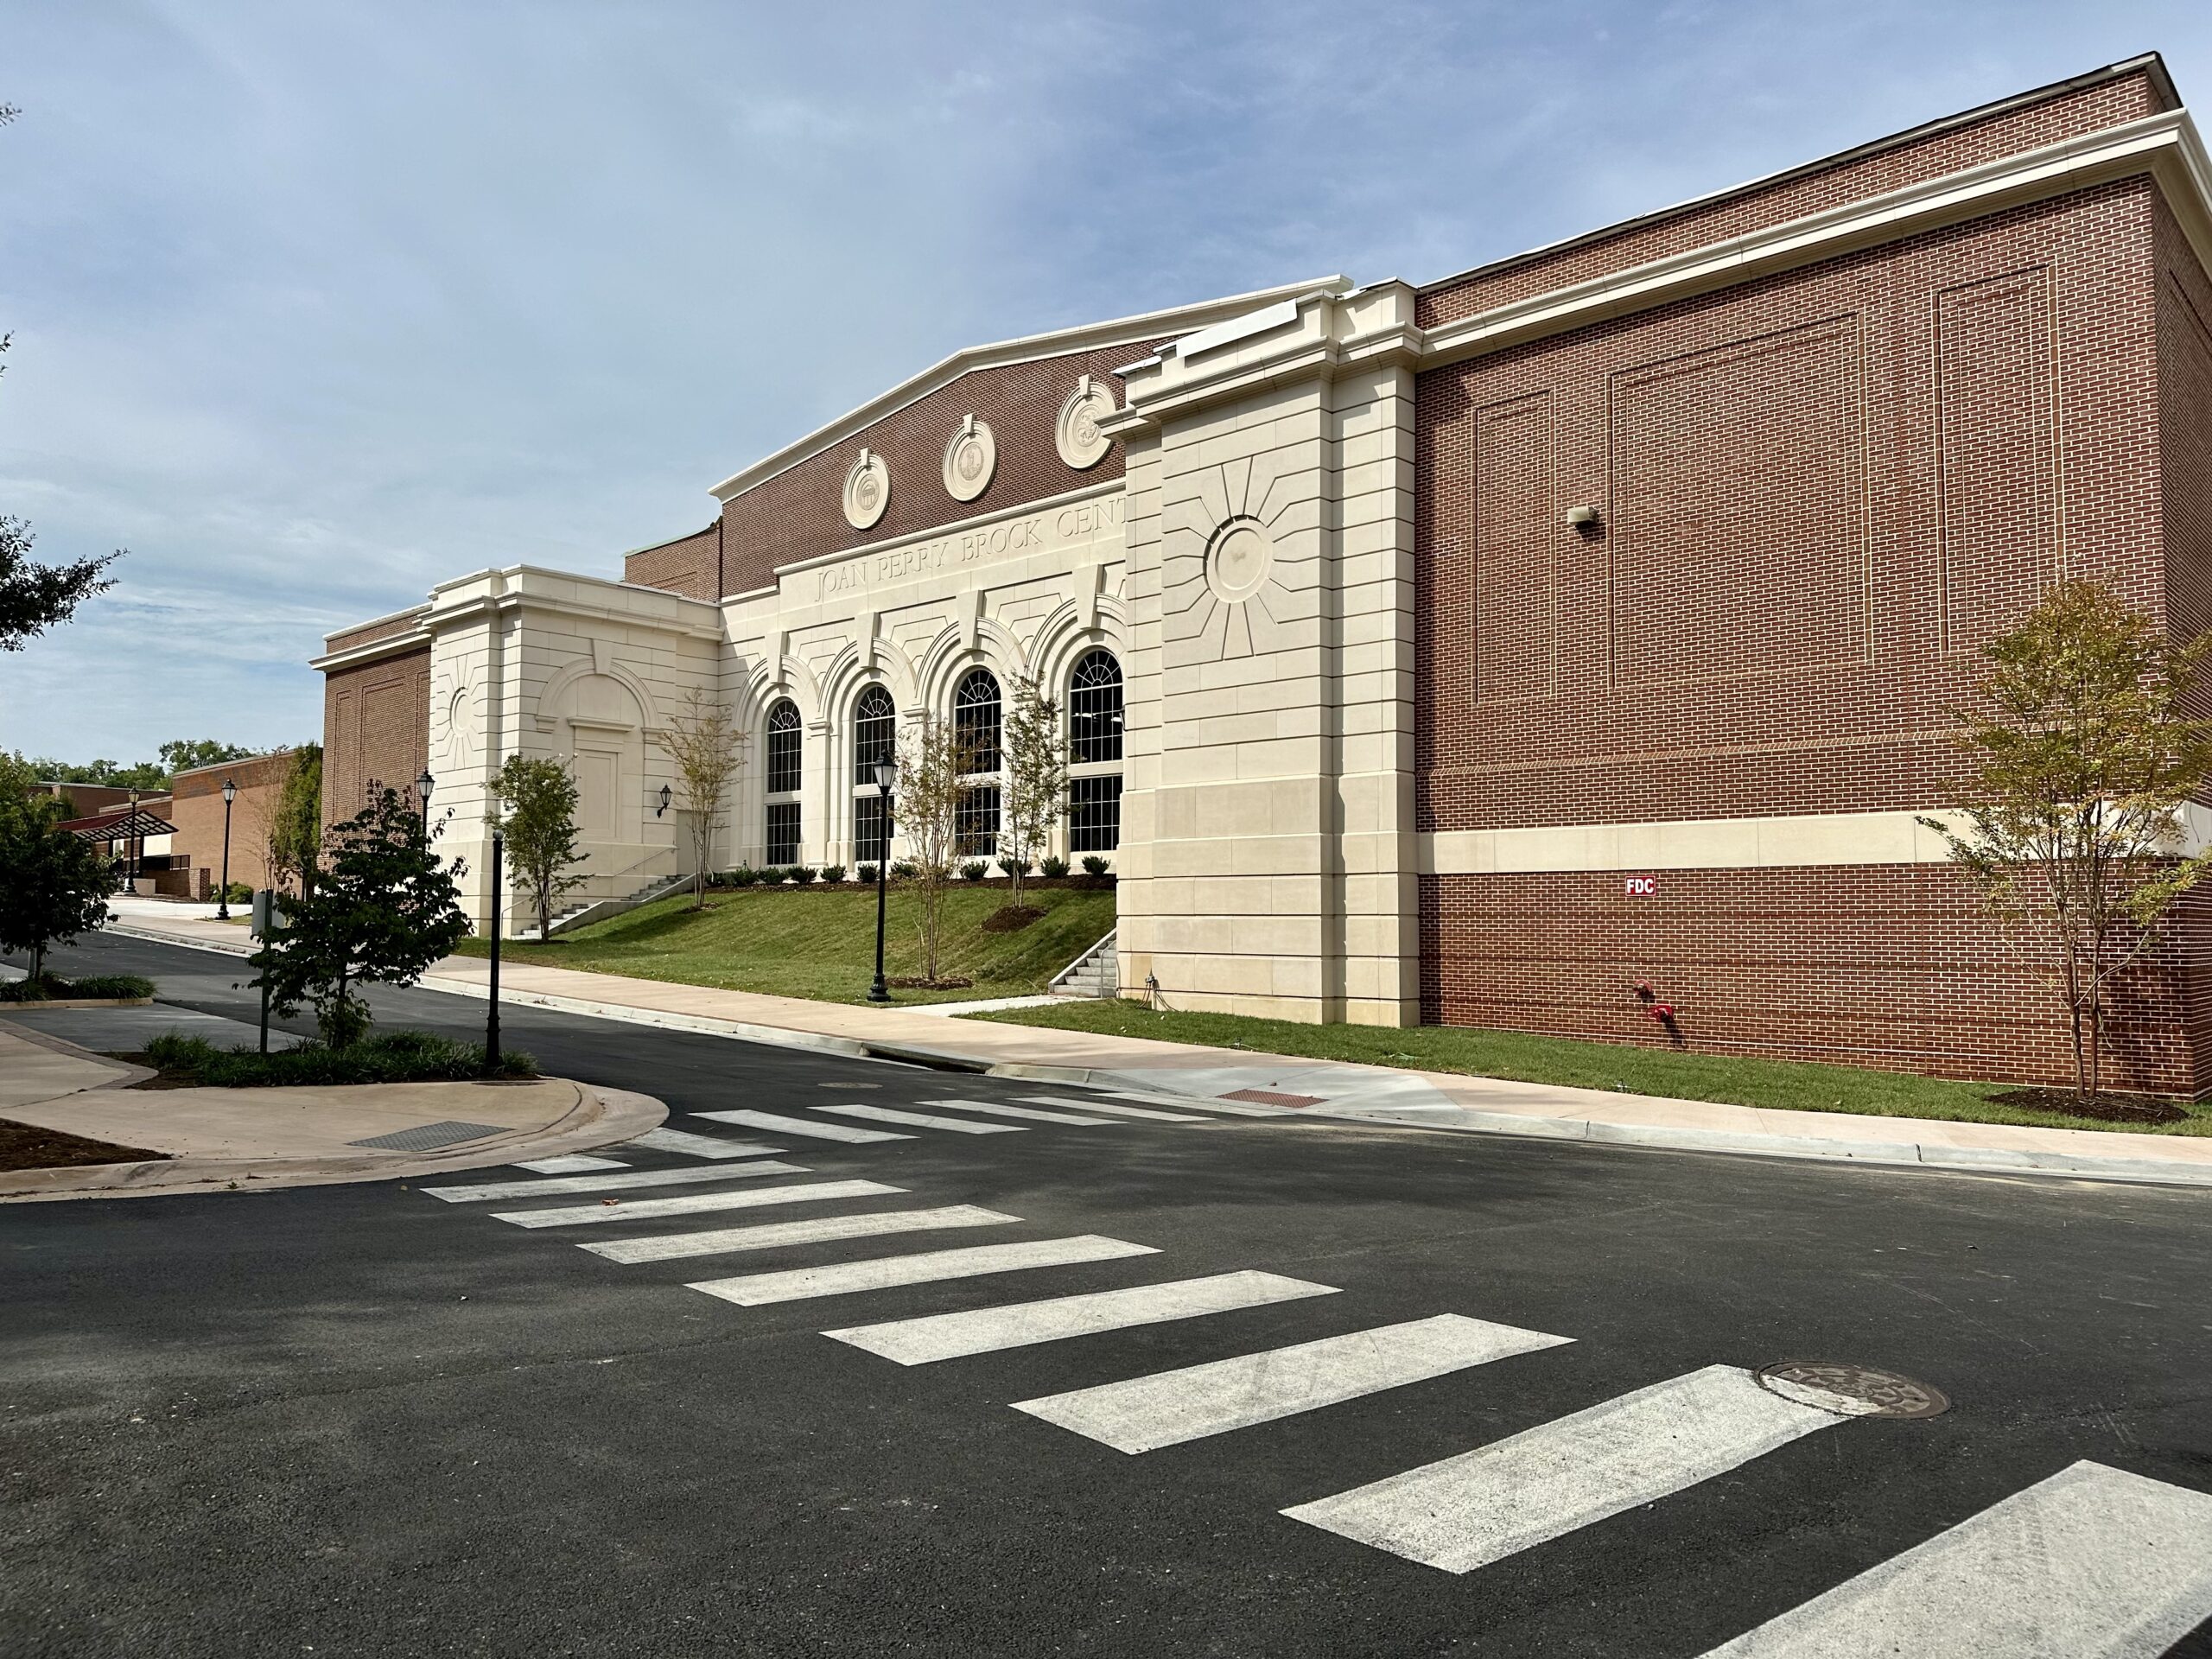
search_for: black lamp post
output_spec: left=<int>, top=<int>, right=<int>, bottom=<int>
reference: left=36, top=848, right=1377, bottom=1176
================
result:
left=486, top=829, right=504, bottom=1071
left=216, top=778, right=237, bottom=919
left=867, top=757, right=896, bottom=1004
left=128, top=788, right=141, bottom=889
left=416, top=768, right=435, bottom=836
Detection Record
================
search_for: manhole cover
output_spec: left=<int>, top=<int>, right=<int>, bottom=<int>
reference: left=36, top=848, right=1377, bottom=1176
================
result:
left=1756, top=1360, right=1949, bottom=1419
left=347, top=1120, right=510, bottom=1153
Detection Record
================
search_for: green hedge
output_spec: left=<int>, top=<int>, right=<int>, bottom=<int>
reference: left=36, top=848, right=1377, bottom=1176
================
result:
left=0, top=973, right=156, bottom=1003
left=143, top=1030, right=537, bottom=1087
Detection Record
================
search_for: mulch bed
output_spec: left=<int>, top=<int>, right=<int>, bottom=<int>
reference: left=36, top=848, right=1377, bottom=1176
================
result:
left=0, top=1119, right=168, bottom=1173
left=104, top=1052, right=199, bottom=1091
left=887, top=976, right=973, bottom=990
left=1986, top=1088, right=2189, bottom=1125
left=980, top=905, right=1046, bottom=933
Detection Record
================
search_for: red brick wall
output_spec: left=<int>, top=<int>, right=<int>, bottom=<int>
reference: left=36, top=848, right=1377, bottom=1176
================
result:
left=1420, top=868, right=2209, bottom=1096
left=323, top=609, right=428, bottom=656
left=168, top=750, right=296, bottom=895
left=624, top=521, right=721, bottom=601
left=1418, top=181, right=2160, bottom=836
left=322, top=647, right=430, bottom=829
left=1414, top=173, right=2185, bottom=1089
left=1419, top=65, right=2168, bottom=328
left=714, top=341, right=1160, bottom=598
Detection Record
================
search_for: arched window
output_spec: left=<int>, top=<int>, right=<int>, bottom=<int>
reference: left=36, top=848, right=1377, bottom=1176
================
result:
left=764, top=699, right=801, bottom=864
left=851, top=684, right=895, bottom=866
left=1068, top=649, right=1122, bottom=766
left=952, top=667, right=1001, bottom=856
left=1068, top=649, right=1123, bottom=855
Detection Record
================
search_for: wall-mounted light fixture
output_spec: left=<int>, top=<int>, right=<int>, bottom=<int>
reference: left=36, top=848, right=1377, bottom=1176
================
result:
left=656, top=784, right=673, bottom=817
left=1565, top=505, right=1602, bottom=528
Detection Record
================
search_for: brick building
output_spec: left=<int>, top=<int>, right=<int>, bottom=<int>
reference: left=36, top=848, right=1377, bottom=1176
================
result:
left=316, top=56, right=2212, bottom=1091
left=166, top=749, right=299, bottom=897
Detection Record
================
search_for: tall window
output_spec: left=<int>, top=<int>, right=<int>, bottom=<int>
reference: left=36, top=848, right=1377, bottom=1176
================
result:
left=764, top=700, right=801, bottom=864
left=852, top=684, right=894, bottom=865
left=1067, top=649, right=1123, bottom=853
left=953, top=667, right=1001, bottom=857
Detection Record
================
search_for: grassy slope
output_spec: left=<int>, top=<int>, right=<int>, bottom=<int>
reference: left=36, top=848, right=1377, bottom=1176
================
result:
left=969, top=1000, right=2212, bottom=1137
left=451, top=883, right=1118, bottom=1006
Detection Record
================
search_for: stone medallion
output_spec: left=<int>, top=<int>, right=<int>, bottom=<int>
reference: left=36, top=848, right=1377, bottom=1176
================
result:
left=942, top=415, right=997, bottom=502
left=842, top=448, right=891, bottom=531
left=1055, top=374, right=1116, bottom=470
left=1205, top=515, right=1275, bottom=604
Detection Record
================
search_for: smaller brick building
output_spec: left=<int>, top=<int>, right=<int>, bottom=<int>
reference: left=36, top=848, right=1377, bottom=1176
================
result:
left=166, top=750, right=300, bottom=897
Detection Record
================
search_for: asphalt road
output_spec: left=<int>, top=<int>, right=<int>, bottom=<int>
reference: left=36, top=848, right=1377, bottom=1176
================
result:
left=5, top=931, right=2211, bottom=1657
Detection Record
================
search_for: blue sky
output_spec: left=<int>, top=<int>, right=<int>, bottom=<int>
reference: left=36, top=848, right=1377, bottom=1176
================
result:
left=3, top=1, right=2208, bottom=763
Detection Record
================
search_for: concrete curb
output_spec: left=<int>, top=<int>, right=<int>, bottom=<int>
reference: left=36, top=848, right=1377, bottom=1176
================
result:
left=0, top=1079, right=670, bottom=1204
left=98, top=919, right=2212, bottom=1192
left=1323, top=1104, right=2212, bottom=1189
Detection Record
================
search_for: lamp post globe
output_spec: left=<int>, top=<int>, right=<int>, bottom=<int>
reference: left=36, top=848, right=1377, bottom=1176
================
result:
left=216, top=777, right=238, bottom=920
left=416, top=768, right=435, bottom=835
left=867, top=757, right=897, bottom=1003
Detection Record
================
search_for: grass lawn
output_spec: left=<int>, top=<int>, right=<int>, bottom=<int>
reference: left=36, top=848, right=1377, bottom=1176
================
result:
left=969, top=1000, right=2212, bottom=1137
left=451, top=883, right=1119, bottom=1007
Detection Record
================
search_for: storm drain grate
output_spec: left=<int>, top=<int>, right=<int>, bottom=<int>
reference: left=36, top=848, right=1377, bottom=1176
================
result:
left=1756, top=1360, right=1950, bottom=1420
left=348, top=1120, right=511, bottom=1153
left=1219, top=1089, right=1325, bottom=1109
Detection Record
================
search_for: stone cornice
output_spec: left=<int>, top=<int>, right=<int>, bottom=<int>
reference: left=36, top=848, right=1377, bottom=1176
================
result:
left=705, top=277, right=1352, bottom=505
left=1103, top=108, right=2212, bottom=435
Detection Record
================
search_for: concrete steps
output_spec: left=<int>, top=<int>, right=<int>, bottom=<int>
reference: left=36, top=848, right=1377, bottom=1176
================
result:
left=1048, top=929, right=1119, bottom=999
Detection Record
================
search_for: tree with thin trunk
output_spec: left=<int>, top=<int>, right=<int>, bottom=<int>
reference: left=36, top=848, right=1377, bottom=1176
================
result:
left=265, top=743, right=323, bottom=898
left=488, top=753, right=589, bottom=938
left=893, top=713, right=973, bottom=983
left=998, top=668, right=1066, bottom=911
left=253, top=788, right=468, bottom=1046
left=0, top=789, right=111, bottom=987
left=654, top=687, right=748, bottom=910
left=1922, top=579, right=2212, bottom=1102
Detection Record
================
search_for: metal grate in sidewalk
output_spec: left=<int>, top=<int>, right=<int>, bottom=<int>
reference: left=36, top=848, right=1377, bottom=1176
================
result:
left=347, top=1120, right=510, bottom=1153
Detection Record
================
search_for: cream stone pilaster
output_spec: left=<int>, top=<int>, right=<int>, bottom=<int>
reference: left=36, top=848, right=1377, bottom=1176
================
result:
left=1103, top=283, right=1419, bottom=1025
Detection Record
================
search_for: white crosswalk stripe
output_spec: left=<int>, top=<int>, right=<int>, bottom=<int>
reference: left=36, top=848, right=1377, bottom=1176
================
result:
left=818, top=1103, right=1024, bottom=1135
left=492, top=1179, right=902, bottom=1230
left=1020, top=1096, right=1207, bottom=1122
left=688, top=1236, right=1160, bottom=1306
left=1700, top=1460, right=2212, bottom=1658
left=1017, top=1313, right=1573, bottom=1453
left=695, top=1109, right=912, bottom=1143
left=581, top=1205, right=1021, bottom=1264
left=511, top=1154, right=627, bottom=1174
left=823, top=1269, right=1339, bottom=1365
left=424, top=1162, right=808, bottom=1203
left=919, top=1098, right=1125, bottom=1127
left=626, top=1127, right=779, bottom=1160
left=1282, top=1364, right=1876, bottom=1573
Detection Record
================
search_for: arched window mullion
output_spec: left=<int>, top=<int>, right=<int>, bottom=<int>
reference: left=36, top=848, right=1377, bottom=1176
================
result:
left=764, top=699, right=801, bottom=865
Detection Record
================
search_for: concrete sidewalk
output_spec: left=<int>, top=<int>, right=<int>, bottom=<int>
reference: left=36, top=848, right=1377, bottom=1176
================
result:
left=100, top=907, right=2212, bottom=1190
left=0, top=1019, right=664, bottom=1203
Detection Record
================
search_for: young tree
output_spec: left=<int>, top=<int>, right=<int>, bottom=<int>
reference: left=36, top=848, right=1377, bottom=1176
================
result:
left=654, top=687, right=748, bottom=910
left=998, top=669, right=1067, bottom=911
left=893, top=713, right=975, bottom=984
left=265, top=744, right=323, bottom=897
left=253, top=787, right=467, bottom=1046
left=488, top=753, right=589, bottom=937
left=0, top=792, right=111, bottom=985
left=1923, top=580, right=2212, bottom=1100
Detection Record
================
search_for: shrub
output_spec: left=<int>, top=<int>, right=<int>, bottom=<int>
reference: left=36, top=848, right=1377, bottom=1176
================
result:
left=890, top=859, right=919, bottom=880
left=790, top=866, right=819, bottom=885
left=220, top=881, right=254, bottom=904
left=856, top=863, right=879, bottom=885
left=1039, top=856, right=1069, bottom=879
left=143, top=1029, right=537, bottom=1087
left=995, top=855, right=1033, bottom=879
left=0, top=972, right=156, bottom=1003
left=818, top=864, right=846, bottom=884
left=960, top=861, right=988, bottom=881
left=1081, top=855, right=1110, bottom=877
